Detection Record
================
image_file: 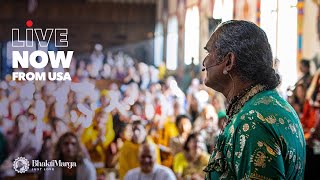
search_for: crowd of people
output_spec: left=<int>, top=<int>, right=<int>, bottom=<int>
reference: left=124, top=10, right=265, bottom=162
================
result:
left=287, top=59, right=320, bottom=179
left=0, top=44, right=227, bottom=180
left=0, top=37, right=318, bottom=179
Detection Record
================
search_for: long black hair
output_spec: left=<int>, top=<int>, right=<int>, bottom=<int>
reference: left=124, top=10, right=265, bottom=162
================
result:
left=183, top=132, right=202, bottom=152
left=212, top=20, right=281, bottom=89
left=55, top=132, right=84, bottom=164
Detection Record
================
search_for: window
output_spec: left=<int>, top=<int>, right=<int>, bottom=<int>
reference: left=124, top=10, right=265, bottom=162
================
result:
left=184, top=6, right=200, bottom=65
left=166, top=16, right=178, bottom=70
left=261, top=0, right=298, bottom=93
left=213, top=0, right=234, bottom=22
left=260, top=0, right=277, bottom=58
left=154, top=23, right=164, bottom=66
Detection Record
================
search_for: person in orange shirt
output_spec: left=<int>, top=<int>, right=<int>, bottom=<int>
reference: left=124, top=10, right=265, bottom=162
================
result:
left=302, top=69, right=320, bottom=139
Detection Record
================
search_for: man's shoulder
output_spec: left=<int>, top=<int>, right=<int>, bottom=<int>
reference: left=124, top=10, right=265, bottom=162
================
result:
left=127, top=167, right=140, bottom=174
left=247, top=89, right=283, bottom=106
left=78, top=159, right=96, bottom=173
left=82, top=158, right=94, bottom=167
left=125, top=166, right=176, bottom=180
left=79, top=159, right=96, bottom=179
left=241, top=89, right=297, bottom=118
left=155, top=165, right=176, bottom=179
left=231, top=90, right=301, bottom=132
left=125, top=167, right=140, bottom=178
left=156, top=164, right=173, bottom=173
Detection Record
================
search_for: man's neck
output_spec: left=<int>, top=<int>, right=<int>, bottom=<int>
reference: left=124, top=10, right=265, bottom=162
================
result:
left=224, top=77, right=254, bottom=102
left=140, top=165, right=156, bottom=174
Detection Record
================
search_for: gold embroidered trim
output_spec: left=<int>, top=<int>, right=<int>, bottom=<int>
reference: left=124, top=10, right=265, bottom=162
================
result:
left=226, top=84, right=266, bottom=125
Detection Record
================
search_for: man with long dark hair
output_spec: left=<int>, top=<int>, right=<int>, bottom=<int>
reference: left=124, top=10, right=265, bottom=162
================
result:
left=202, top=20, right=306, bottom=179
left=45, top=132, right=96, bottom=180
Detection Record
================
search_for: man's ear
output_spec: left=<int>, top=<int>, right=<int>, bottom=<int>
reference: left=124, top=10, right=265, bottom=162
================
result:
left=224, top=52, right=236, bottom=72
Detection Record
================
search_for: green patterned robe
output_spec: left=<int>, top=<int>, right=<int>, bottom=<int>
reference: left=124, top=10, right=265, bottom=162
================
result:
left=204, top=89, right=306, bottom=180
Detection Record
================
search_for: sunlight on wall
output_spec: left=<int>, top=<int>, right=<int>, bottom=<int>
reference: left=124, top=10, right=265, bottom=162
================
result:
left=185, top=6, right=200, bottom=65
left=166, top=16, right=178, bottom=70
left=277, top=0, right=298, bottom=93
left=213, top=0, right=234, bottom=22
left=261, top=0, right=298, bottom=94
left=154, top=23, right=164, bottom=66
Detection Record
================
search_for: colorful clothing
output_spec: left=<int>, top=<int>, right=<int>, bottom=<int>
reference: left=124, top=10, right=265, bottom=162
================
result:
left=155, top=117, right=179, bottom=147
left=173, top=152, right=209, bottom=178
left=118, top=138, right=161, bottom=180
left=169, top=136, right=185, bottom=156
left=81, top=113, right=115, bottom=173
left=154, top=117, right=179, bottom=167
left=204, top=87, right=306, bottom=179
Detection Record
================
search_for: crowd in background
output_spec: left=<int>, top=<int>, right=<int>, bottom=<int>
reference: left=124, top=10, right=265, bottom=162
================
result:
left=287, top=59, right=320, bottom=179
left=0, top=44, right=319, bottom=180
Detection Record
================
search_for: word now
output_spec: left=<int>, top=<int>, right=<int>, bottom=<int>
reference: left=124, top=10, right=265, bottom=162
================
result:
left=12, top=51, right=73, bottom=69
left=12, top=28, right=68, bottom=47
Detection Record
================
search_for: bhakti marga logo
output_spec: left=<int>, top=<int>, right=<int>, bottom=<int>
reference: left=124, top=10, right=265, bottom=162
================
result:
left=13, top=157, right=30, bottom=174
left=12, top=156, right=77, bottom=173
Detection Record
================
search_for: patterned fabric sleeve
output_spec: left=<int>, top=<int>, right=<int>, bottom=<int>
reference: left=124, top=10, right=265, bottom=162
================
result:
left=233, top=120, right=285, bottom=180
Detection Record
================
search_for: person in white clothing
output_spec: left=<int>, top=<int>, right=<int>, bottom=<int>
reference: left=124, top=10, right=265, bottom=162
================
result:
left=124, top=142, right=176, bottom=180
left=45, top=132, right=96, bottom=180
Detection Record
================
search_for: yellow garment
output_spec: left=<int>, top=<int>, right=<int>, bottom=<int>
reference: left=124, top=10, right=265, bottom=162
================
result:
left=154, top=117, right=178, bottom=167
left=173, top=152, right=188, bottom=174
left=81, top=113, right=115, bottom=164
left=158, top=63, right=166, bottom=80
left=173, top=152, right=209, bottom=178
left=118, top=137, right=161, bottom=180
left=156, top=117, right=179, bottom=147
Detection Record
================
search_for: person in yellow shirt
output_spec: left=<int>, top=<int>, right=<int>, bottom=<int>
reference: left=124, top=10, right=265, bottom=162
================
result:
left=81, top=110, right=115, bottom=175
left=96, top=90, right=110, bottom=114
left=154, top=101, right=182, bottom=167
left=152, top=115, right=179, bottom=168
left=169, top=115, right=192, bottom=156
left=173, top=133, right=209, bottom=180
left=158, top=62, right=166, bottom=80
left=119, top=121, right=161, bottom=180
